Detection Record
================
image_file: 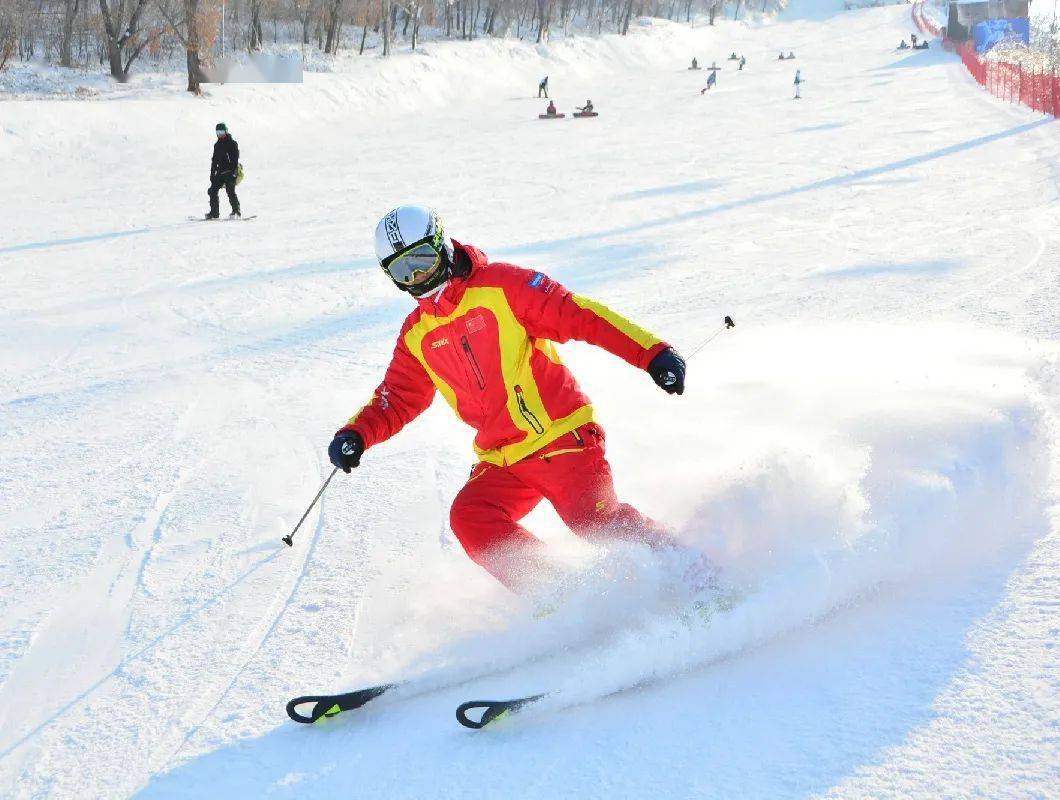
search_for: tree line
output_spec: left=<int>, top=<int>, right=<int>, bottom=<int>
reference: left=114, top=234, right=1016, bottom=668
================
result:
left=0, top=0, right=777, bottom=92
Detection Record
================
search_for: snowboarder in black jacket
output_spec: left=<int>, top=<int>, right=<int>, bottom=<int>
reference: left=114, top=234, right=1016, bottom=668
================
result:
left=207, top=122, right=240, bottom=219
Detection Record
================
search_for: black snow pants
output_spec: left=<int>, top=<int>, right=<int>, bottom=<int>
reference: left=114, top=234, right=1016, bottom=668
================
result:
left=208, top=174, right=240, bottom=216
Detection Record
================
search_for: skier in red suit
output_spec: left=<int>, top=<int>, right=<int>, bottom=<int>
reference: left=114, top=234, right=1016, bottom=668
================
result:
left=329, top=206, right=688, bottom=592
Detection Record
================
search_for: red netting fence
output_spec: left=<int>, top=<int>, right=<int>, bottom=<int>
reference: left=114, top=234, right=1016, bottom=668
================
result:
left=911, top=1, right=1060, bottom=117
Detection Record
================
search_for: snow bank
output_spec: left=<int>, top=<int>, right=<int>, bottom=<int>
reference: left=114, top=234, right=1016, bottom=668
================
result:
left=1, top=18, right=717, bottom=107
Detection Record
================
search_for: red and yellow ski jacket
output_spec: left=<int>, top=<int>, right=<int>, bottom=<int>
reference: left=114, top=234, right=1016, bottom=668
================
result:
left=341, top=242, right=670, bottom=466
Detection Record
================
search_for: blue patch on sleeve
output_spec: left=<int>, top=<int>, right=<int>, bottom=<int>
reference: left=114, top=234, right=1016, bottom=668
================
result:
left=528, top=272, right=545, bottom=288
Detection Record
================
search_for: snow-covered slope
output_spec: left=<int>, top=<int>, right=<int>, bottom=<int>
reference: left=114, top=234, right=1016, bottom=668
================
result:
left=2, top=3, right=1058, bottom=798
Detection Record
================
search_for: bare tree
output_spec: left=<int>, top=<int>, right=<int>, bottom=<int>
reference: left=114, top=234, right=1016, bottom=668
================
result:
left=535, top=0, right=549, bottom=41
left=98, top=0, right=153, bottom=80
left=323, top=0, right=343, bottom=51
left=249, top=0, right=266, bottom=49
left=380, top=0, right=390, bottom=53
left=292, top=0, right=315, bottom=43
left=158, top=0, right=212, bottom=92
left=59, top=0, right=79, bottom=66
left=0, top=0, right=14, bottom=70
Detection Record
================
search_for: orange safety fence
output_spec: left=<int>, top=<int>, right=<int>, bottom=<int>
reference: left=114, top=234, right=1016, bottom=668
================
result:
left=911, top=1, right=1059, bottom=117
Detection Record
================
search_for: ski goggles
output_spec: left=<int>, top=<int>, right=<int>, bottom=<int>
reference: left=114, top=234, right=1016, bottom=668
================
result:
left=380, top=241, right=445, bottom=287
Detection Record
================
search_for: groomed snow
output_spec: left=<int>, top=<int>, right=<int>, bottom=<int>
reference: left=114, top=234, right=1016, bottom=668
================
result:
left=2, top=2, right=1059, bottom=798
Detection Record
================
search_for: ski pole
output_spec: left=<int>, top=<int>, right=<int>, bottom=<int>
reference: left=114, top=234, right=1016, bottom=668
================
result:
left=685, top=315, right=735, bottom=360
left=282, top=466, right=339, bottom=547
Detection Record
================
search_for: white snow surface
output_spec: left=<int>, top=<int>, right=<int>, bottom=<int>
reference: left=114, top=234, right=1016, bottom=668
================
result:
left=2, top=2, right=1060, bottom=798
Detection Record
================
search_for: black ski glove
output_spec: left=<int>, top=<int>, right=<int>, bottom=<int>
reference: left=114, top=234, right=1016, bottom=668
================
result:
left=647, top=347, right=686, bottom=395
left=328, top=430, right=365, bottom=473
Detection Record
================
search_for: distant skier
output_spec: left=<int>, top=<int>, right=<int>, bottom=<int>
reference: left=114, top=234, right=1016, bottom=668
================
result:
left=538, top=76, right=549, bottom=98
left=738, top=55, right=746, bottom=71
left=327, top=206, right=690, bottom=593
left=794, top=69, right=803, bottom=100
left=206, top=122, right=240, bottom=220
left=701, top=71, right=717, bottom=93
left=911, top=33, right=918, bottom=47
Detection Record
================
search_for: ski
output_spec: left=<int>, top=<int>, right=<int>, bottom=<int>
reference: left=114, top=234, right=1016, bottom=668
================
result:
left=286, top=683, right=395, bottom=724
left=455, top=694, right=547, bottom=729
left=450, top=586, right=745, bottom=729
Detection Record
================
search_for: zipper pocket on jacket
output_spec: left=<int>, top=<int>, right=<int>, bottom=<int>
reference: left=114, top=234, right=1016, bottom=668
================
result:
left=514, top=385, right=545, bottom=434
left=461, top=336, right=486, bottom=390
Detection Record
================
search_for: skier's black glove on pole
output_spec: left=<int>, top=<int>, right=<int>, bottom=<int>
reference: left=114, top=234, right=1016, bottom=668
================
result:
left=648, top=347, right=686, bottom=395
left=328, top=430, right=365, bottom=473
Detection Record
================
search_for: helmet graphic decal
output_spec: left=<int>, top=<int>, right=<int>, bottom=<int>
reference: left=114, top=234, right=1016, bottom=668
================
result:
left=384, top=210, right=405, bottom=253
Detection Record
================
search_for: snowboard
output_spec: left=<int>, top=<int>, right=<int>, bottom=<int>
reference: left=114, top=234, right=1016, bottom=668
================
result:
left=188, top=215, right=257, bottom=222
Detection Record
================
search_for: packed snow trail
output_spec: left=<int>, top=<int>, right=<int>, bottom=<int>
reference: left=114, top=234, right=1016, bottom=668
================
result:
left=2, top=2, right=1059, bottom=798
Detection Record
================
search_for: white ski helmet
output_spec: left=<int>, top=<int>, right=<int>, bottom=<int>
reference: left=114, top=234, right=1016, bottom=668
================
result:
left=374, top=205, right=455, bottom=296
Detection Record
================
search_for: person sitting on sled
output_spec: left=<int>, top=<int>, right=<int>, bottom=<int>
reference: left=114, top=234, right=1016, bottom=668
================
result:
left=578, top=99, right=594, bottom=113
left=545, top=100, right=558, bottom=116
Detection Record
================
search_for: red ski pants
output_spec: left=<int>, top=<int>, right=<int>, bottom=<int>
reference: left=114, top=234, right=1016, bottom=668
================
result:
left=449, top=424, right=668, bottom=591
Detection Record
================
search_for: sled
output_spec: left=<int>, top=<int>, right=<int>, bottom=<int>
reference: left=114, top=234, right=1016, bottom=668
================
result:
left=688, top=66, right=701, bottom=70
left=572, top=112, right=598, bottom=118
left=538, top=113, right=566, bottom=119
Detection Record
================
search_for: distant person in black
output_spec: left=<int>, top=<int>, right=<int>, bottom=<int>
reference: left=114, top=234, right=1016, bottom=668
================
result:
left=538, top=76, right=549, bottom=98
left=692, top=57, right=698, bottom=69
left=911, top=33, right=918, bottom=47
left=207, top=122, right=240, bottom=219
